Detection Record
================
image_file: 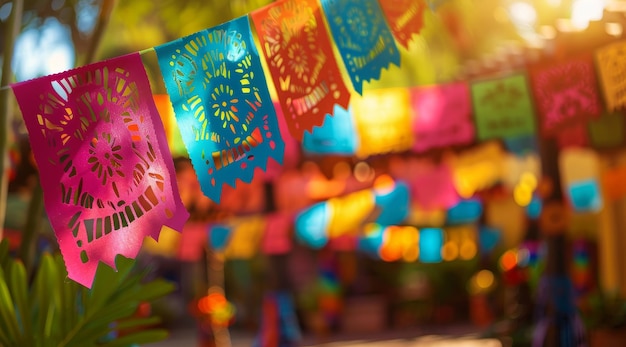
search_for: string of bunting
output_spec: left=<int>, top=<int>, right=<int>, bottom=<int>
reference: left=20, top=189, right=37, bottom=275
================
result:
left=6, top=0, right=626, bottom=287
left=7, top=0, right=426, bottom=288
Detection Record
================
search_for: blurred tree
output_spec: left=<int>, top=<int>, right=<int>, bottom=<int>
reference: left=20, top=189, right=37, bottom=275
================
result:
left=96, top=0, right=281, bottom=58
left=0, top=0, right=102, bottom=68
left=361, top=0, right=525, bottom=89
left=0, top=0, right=528, bottom=88
left=97, top=0, right=275, bottom=93
left=0, top=3, right=190, bottom=345
left=95, top=0, right=528, bottom=90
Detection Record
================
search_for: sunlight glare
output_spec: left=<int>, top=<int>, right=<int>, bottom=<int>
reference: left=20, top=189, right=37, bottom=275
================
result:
left=571, top=0, right=606, bottom=30
left=605, top=22, right=623, bottom=36
left=508, top=2, right=537, bottom=29
left=13, top=18, right=75, bottom=81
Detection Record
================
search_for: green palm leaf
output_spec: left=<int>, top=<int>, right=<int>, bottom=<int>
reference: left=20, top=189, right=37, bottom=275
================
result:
left=0, top=239, right=174, bottom=347
left=0, top=266, right=21, bottom=345
left=8, top=260, right=31, bottom=344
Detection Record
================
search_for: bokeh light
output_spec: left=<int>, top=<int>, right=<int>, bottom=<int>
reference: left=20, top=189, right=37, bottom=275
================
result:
left=475, top=270, right=495, bottom=290
left=459, top=241, right=478, bottom=260
left=13, top=18, right=75, bottom=81
left=508, top=2, right=537, bottom=29
left=442, top=241, right=459, bottom=261
left=499, top=249, right=518, bottom=272
left=354, top=161, right=375, bottom=182
left=571, top=0, right=606, bottom=30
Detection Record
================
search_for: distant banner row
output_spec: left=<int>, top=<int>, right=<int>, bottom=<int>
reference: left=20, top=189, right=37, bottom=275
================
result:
left=8, top=0, right=626, bottom=287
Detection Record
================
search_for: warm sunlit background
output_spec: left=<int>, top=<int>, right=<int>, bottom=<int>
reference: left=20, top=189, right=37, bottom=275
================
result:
left=2, top=1, right=626, bottom=346
left=2, top=0, right=620, bottom=85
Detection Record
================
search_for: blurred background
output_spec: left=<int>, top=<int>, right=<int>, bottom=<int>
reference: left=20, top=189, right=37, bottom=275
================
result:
left=2, top=0, right=626, bottom=346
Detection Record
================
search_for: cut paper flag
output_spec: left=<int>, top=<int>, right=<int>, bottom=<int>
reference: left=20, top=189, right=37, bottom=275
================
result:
left=327, top=189, right=376, bottom=239
left=320, top=0, right=401, bottom=94
left=178, top=222, right=210, bottom=261
left=527, top=195, right=543, bottom=219
left=379, top=225, right=419, bottom=262
left=410, top=82, right=475, bottom=152
left=358, top=223, right=385, bottom=258
left=444, top=226, right=477, bottom=261
left=219, top=172, right=266, bottom=214
left=588, top=111, right=625, bottom=150
left=352, top=88, right=414, bottom=157
left=530, top=56, right=602, bottom=137
left=295, top=179, right=408, bottom=247
left=471, top=74, right=536, bottom=141
left=503, top=135, right=538, bottom=156
left=419, top=228, right=444, bottom=263
left=209, top=224, right=232, bottom=251
left=142, top=226, right=181, bottom=258
left=155, top=16, right=284, bottom=203
left=295, top=201, right=331, bottom=249
left=222, top=215, right=266, bottom=259
left=410, top=161, right=460, bottom=210
left=451, top=142, right=505, bottom=198
left=478, top=226, right=501, bottom=255
left=567, top=179, right=603, bottom=213
left=501, top=154, right=541, bottom=191
left=328, top=233, right=358, bottom=251
left=261, top=212, right=294, bottom=255
left=595, top=40, right=626, bottom=112
left=486, top=197, right=526, bottom=248
left=372, top=177, right=410, bottom=225
left=302, top=105, right=358, bottom=155
left=11, top=53, right=189, bottom=287
left=446, top=199, right=483, bottom=225
left=250, top=0, right=351, bottom=140
left=264, top=103, right=301, bottom=181
left=407, top=206, right=446, bottom=227
left=559, top=148, right=600, bottom=187
left=556, top=122, right=588, bottom=149
left=378, top=0, right=426, bottom=48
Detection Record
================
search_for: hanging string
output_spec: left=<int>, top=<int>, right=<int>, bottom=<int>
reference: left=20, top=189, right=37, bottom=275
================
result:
left=139, top=47, right=154, bottom=56
left=0, top=47, right=155, bottom=92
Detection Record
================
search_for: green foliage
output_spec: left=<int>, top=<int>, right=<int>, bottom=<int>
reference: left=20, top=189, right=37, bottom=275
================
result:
left=0, top=239, right=175, bottom=347
left=98, top=0, right=274, bottom=58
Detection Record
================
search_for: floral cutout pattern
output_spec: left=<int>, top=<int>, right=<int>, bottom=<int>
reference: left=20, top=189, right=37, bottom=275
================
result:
left=378, top=0, right=426, bottom=48
left=11, top=53, right=189, bottom=288
left=410, top=82, right=475, bottom=152
left=302, top=105, right=358, bottom=155
left=595, top=41, right=626, bottom=112
left=409, top=160, right=460, bottom=210
left=250, top=0, right=351, bottom=140
left=320, top=0, right=401, bottom=95
left=155, top=16, right=284, bottom=203
left=588, top=111, right=625, bottom=149
left=530, top=56, right=602, bottom=137
left=471, top=74, right=537, bottom=141
left=352, top=88, right=414, bottom=157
